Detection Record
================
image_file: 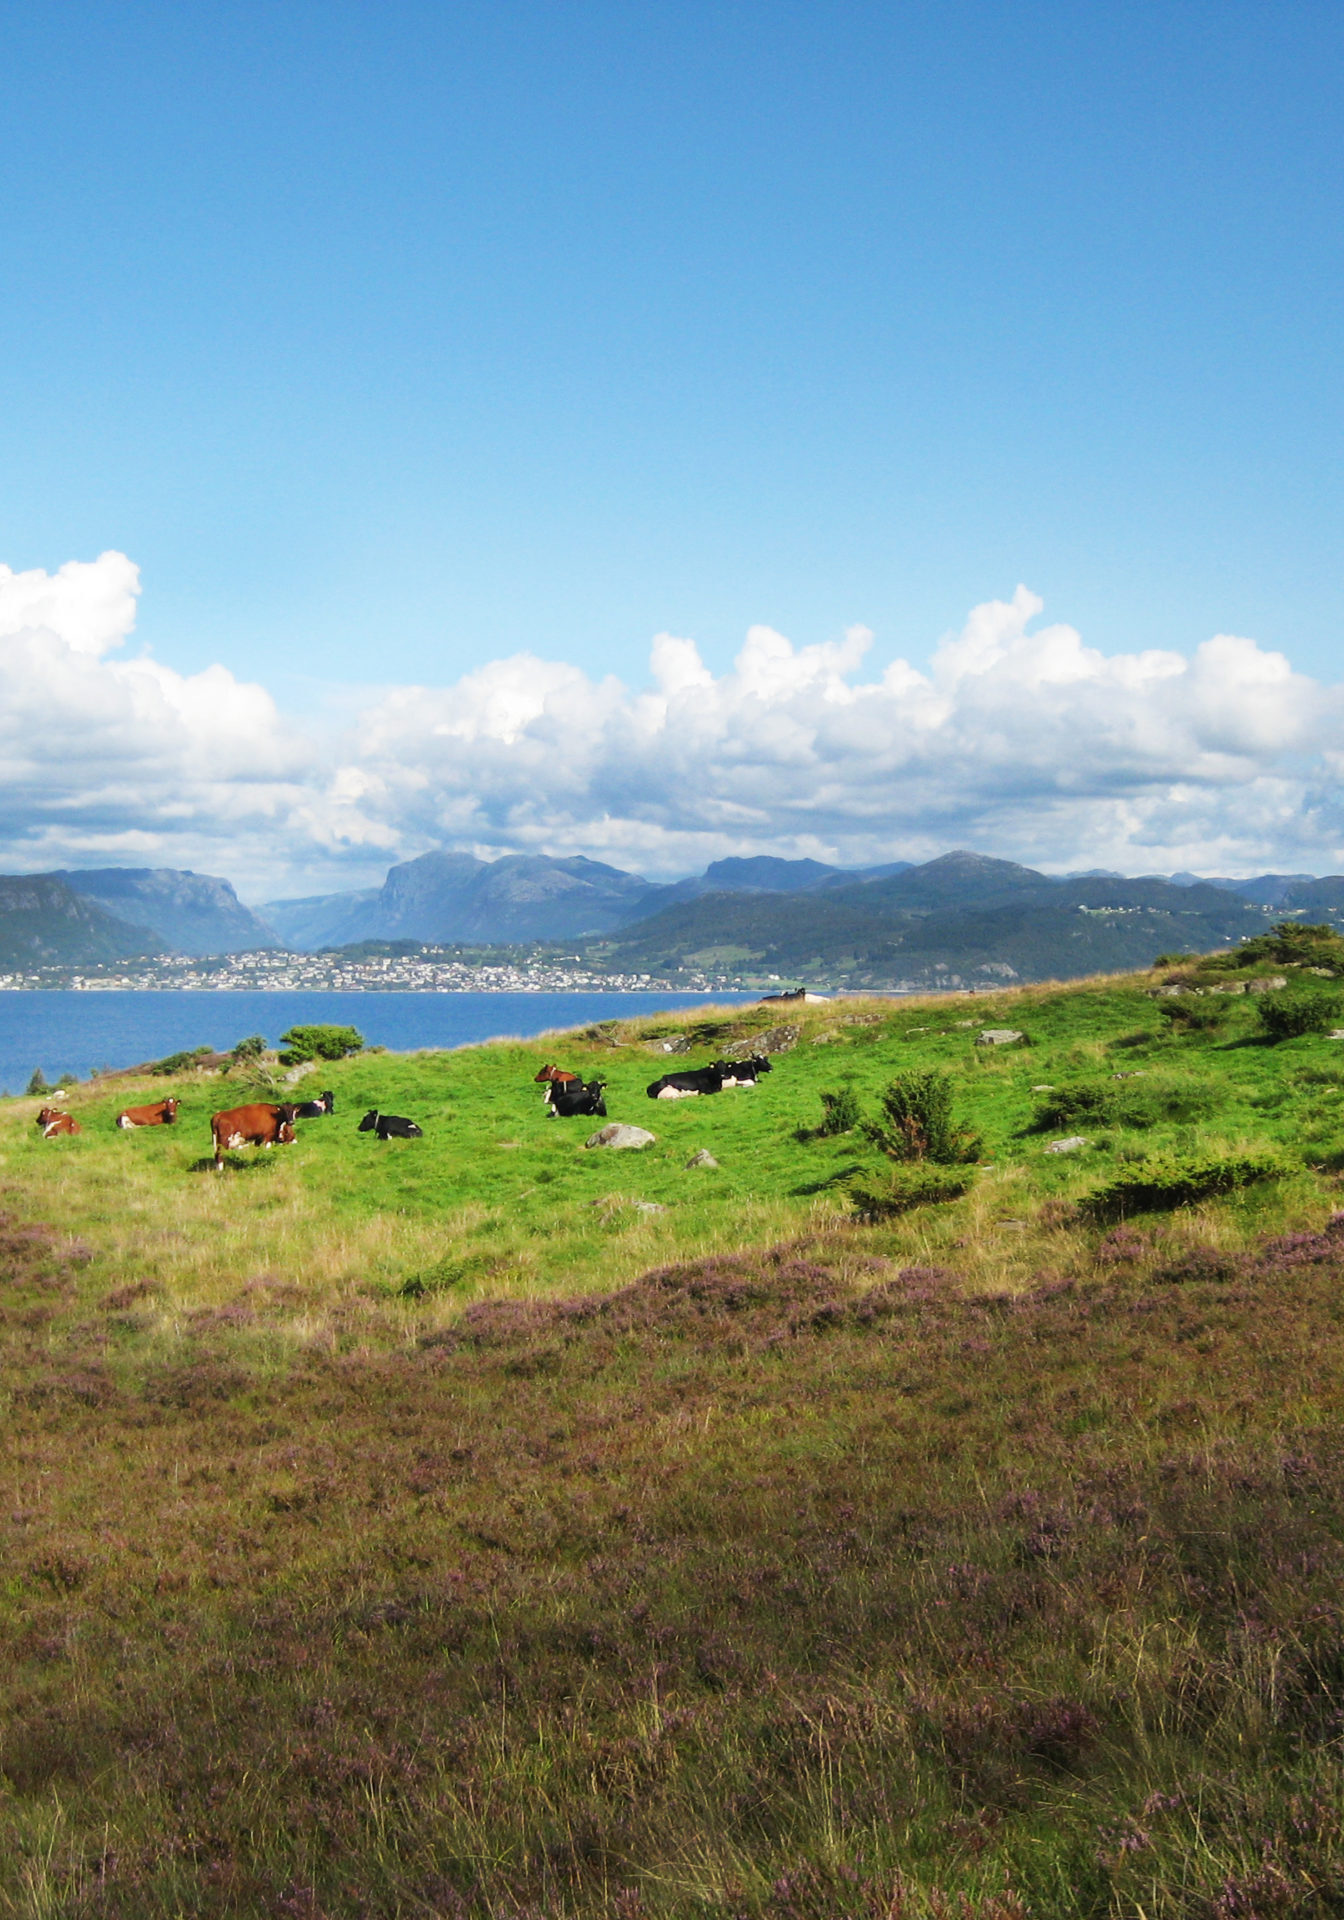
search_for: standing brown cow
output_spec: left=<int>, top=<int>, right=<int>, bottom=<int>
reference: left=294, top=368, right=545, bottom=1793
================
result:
left=210, top=1103, right=297, bottom=1172
left=36, top=1107, right=80, bottom=1137
left=116, top=1097, right=179, bottom=1128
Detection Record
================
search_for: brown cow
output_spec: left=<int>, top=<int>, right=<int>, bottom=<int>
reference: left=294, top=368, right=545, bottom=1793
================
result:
left=36, top=1107, right=80, bottom=1137
left=116, top=1097, right=179, bottom=1129
left=535, top=1063, right=581, bottom=1104
left=210, top=1103, right=297, bottom=1172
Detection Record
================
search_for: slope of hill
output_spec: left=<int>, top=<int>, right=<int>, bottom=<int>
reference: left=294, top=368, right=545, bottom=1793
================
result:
left=0, top=873, right=166, bottom=966
left=597, top=856, right=1272, bottom=986
left=5, top=959, right=1344, bottom=1914
left=59, top=867, right=280, bottom=956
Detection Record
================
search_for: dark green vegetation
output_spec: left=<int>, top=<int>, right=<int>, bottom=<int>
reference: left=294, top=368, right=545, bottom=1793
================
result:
left=278, top=1024, right=367, bottom=1067
left=5, top=953, right=1344, bottom=1915
left=587, top=856, right=1296, bottom=991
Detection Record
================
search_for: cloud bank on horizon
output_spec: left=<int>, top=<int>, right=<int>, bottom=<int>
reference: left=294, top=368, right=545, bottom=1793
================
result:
left=2, top=550, right=1342, bottom=900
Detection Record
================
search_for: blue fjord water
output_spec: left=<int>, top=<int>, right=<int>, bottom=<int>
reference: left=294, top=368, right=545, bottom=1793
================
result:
left=0, top=990, right=756, bottom=1095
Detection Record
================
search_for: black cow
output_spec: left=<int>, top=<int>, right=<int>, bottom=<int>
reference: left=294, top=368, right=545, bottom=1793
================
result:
left=646, top=1064, right=726, bottom=1100
left=358, top=1110, right=423, bottom=1139
left=547, top=1079, right=607, bottom=1119
left=714, top=1055, right=773, bottom=1087
left=294, top=1090, right=335, bottom=1118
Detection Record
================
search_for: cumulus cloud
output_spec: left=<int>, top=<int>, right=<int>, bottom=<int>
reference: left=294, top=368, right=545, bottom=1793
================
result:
left=0, top=552, right=314, bottom=892
left=2, top=551, right=1343, bottom=896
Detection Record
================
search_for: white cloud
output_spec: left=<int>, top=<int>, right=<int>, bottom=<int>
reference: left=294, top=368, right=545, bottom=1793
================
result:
left=1, top=551, right=1343, bottom=896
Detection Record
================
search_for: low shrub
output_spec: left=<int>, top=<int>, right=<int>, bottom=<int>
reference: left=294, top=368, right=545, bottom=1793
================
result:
left=1081, top=1149, right=1287, bottom=1220
left=1255, top=989, right=1343, bottom=1042
left=1030, top=1077, right=1216, bottom=1132
left=847, top=1162, right=976, bottom=1219
left=816, top=1086, right=863, bottom=1135
left=151, top=1044, right=215, bottom=1076
left=1156, top=998, right=1227, bottom=1032
left=277, top=1023, right=365, bottom=1066
left=862, top=1069, right=981, bottom=1164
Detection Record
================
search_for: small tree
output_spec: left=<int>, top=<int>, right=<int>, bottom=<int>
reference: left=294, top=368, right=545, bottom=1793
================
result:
left=277, top=1024, right=365, bottom=1067
left=862, top=1069, right=981, bottom=1165
left=26, top=1068, right=49, bottom=1097
left=817, top=1086, right=863, bottom=1135
left=230, top=1034, right=267, bottom=1062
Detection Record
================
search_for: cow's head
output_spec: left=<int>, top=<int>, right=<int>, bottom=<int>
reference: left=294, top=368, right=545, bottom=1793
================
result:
left=277, top=1121, right=297, bottom=1145
left=163, top=1098, right=179, bottom=1121
left=358, top=1110, right=379, bottom=1131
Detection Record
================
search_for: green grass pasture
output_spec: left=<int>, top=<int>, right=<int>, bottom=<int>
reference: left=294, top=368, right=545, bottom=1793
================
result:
left=3, top=971, right=1344, bottom=1914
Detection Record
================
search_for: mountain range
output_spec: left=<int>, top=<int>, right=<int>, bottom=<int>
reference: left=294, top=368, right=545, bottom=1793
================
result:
left=3, top=848, right=1344, bottom=983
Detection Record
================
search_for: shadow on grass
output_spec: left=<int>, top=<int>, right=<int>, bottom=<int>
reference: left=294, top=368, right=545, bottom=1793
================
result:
left=790, top=1160, right=867, bottom=1195
left=188, top=1154, right=285, bottom=1175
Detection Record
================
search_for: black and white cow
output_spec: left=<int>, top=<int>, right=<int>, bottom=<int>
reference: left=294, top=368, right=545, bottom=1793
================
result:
left=547, top=1079, right=607, bottom=1118
left=293, top=1090, right=335, bottom=1118
left=646, top=1064, right=727, bottom=1100
left=358, top=1110, right=423, bottom=1139
left=714, top=1055, right=773, bottom=1087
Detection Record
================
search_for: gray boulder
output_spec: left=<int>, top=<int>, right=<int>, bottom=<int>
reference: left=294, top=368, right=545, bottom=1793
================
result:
left=1044, top=1136, right=1089, bottom=1154
left=684, top=1149, right=719, bottom=1169
left=585, top=1123, right=656, bottom=1150
left=976, top=1028, right=1025, bottom=1046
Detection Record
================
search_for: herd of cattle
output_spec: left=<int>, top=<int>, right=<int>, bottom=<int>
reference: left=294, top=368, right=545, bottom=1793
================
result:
left=31, top=1048, right=774, bottom=1167
left=534, top=1053, right=774, bottom=1118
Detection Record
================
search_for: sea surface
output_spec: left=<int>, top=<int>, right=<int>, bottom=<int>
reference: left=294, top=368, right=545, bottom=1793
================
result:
left=0, top=989, right=758, bottom=1095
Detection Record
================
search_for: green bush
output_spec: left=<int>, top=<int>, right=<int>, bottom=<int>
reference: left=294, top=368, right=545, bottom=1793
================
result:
left=1207, top=921, right=1344, bottom=974
left=862, top=1070, right=981, bottom=1164
left=1030, top=1077, right=1216, bottom=1132
left=1081, top=1149, right=1287, bottom=1220
left=816, top=1086, right=863, bottom=1135
left=151, top=1045, right=215, bottom=1076
left=1255, top=990, right=1343, bottom=1042
left=230, top=1034, right=267, bottom=1062
left=277, top=1024, right=365, bottom=1067
left=848, top=1162, right=976, bottom=1219
left=1156, top=997, right=1227, bottom=1032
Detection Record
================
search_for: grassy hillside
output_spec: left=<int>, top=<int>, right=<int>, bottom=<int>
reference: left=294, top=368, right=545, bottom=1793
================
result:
left=4, top=965, right=1344, bottom=1915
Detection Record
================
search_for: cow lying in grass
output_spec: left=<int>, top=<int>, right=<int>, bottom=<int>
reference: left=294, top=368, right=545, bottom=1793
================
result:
left=211, top=1103, right=298, bottom=1172
left=715, top=1055, right=773, bottom=1087
left=116, top=1097, right=179, bottom=1128
left=36, top=1107, right=80, bottom=1137
left=646, top=1064, right=727, bottom=1099
left=293, top=1090, right=335, bottom=1118
left=545, top=1079, right=607, bottom=1119
left=358, top=1110, right=423, bottom=1140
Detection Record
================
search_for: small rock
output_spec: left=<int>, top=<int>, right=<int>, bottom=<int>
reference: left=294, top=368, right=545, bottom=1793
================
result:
left=1328, top=1031, right=1344, bottom=1041
left=585, top=1124, right=656, bottom=1150
left=1112, top=1070, right=1147, bottom=1079
left=1247, top=975, right=1289, bottom=993
left=684, top=1149, right=719, bottom=1169
left=954, top=1019, right=976, bottom=1028
left=1044, top=1136, right=1089, bottom=1154
left=977, top=1029, right=1024, bottom=1046
left=1030, top=1083, right=1055, bottom=1091
left=632, top=1200, right=667, bottom=1215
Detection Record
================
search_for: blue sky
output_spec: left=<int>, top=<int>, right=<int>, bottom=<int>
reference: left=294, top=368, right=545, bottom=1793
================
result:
left=2, top=2, right=1343, bottom=896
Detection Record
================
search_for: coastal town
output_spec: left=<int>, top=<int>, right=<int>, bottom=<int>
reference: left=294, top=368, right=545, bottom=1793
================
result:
left=0, top=944, right=749, bottom=994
